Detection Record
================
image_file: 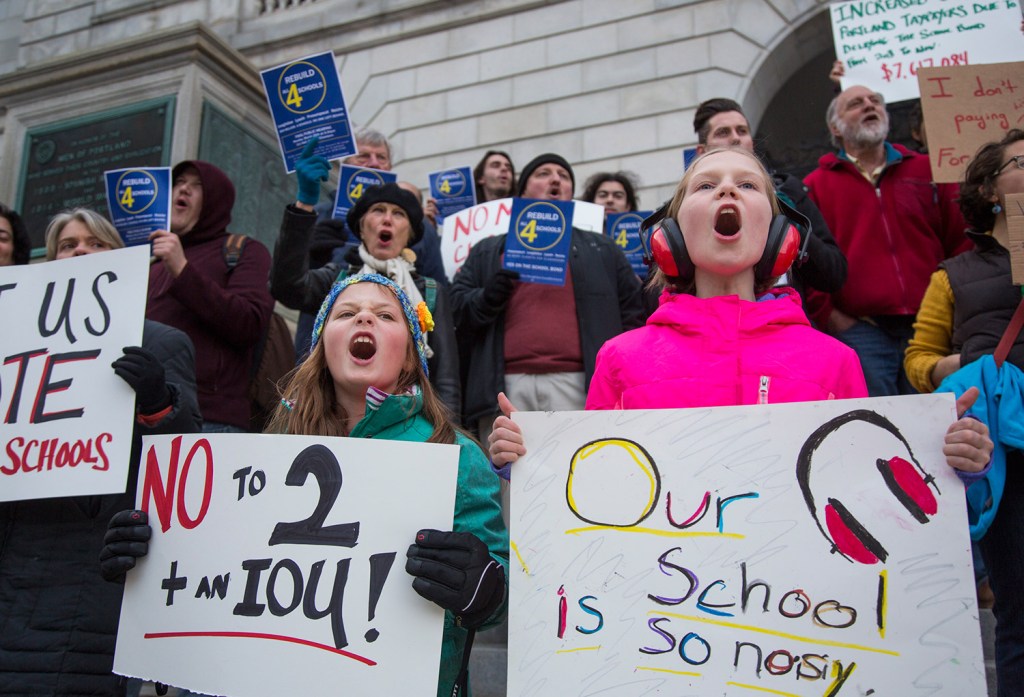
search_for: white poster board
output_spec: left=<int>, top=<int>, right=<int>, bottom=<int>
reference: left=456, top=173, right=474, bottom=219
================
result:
left=441, top=198, right=605, bottom=281
left=509, top=394, right=985, bottom=695
left=830, top=0, right=1022, bottom=102
left=115, top=433, right=459, bottom=697
left=0, top=246, right=148, bottom=501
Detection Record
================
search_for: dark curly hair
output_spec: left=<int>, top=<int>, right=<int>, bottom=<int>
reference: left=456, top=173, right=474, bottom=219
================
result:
left=581, top=171, right=639, bottom=212
left=0, top=204, right=31, bottom=265
left=959, top=129, right=1024, bottom=232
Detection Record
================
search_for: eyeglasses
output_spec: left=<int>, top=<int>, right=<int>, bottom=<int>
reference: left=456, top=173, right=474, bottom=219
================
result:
left=996, top=155, right=1024, bottom=175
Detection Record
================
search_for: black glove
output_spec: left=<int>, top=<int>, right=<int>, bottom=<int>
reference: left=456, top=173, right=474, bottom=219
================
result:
left=100, top=510, right=152, bottom=582
left=482, top=270, right=519, bottom=309
left=406, top=529, right=505, bottom=629
left=112, top=346, right=171, bottom=414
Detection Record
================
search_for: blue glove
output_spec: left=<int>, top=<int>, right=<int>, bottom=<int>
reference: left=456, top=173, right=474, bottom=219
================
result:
left=296, top=137, right=330, bottom=206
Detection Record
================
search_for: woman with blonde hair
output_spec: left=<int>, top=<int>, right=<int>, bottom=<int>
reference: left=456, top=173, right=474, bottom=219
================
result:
left=0, top=208, right=200, bottom=696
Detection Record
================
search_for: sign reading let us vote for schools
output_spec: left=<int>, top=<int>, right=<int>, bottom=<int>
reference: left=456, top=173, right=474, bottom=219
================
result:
left=0, top=246, right=149, bottom=502
left=502, top=199, right=575, bottom=285
left=331, top=165, right=399, bottom=221
left=509, top=393, right=985, bottom=696
left=104, top=167, right=171, bottom=247
left=115, top=433, right=459, bottom=697
left=260, top=51, right=355, bottom=173
left=829, top=0, right=1022, bottom=102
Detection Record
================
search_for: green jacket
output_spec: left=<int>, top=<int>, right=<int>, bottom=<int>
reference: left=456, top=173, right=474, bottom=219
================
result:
left=349, top=389, right=509, bottom=696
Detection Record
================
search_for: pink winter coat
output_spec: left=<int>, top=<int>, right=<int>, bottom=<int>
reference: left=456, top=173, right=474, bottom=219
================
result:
left=586, top=288, right=867, bottom=409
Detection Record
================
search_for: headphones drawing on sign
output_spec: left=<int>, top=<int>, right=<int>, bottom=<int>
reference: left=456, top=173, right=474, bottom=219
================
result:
left=638, top=198, right=811, bottom=284
left=795, top=410, right=942, bottom=565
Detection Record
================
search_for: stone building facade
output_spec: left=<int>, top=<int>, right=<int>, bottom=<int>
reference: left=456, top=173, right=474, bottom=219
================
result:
left=0, top=0, right=841, bottom=254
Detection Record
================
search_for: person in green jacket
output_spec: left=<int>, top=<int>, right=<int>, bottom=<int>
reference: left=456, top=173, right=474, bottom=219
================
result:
left=103, top=273, right=508, bottom=697
left=270, top=273, right=509, bottom=695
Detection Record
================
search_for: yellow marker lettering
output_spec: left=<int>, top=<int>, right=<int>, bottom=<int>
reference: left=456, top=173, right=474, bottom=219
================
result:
left=120, top=187, right=134, bottom=208
left=286, top=83, right=302, bottom=108
left=519, top=219, right=538, bottom=244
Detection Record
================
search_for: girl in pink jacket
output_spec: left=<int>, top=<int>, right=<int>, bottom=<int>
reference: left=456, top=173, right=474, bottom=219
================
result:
left=489, top=149, right=991, bottom=476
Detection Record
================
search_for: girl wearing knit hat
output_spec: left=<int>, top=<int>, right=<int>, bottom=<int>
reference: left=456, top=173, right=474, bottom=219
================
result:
left=270, top=274, right=507, bottom=697
left=104, top=274, right=507, bottom=697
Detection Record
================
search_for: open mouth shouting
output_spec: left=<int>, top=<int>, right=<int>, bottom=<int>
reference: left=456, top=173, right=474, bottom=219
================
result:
left=714, top=205, right=741, bottom=238
left=350, top=333, right=377, bottom=362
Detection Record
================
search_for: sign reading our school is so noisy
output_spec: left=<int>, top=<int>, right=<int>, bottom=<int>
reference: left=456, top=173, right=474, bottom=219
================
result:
left=260, top=51, right=356, bottom=173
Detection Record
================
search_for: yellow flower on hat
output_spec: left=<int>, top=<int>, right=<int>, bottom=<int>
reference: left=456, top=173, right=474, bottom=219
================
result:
left=416, top=301, right=435, bottom=333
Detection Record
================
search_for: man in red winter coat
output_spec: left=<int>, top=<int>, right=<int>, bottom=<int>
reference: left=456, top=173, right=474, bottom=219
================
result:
left=147, top=160, right=274, bottom=432
left=803, top=84, right=969, bottom=397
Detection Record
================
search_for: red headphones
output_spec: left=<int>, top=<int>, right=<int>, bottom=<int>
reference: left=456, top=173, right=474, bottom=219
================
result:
left=640, top=199, right=809, bottom=285
left=796, top=410, right=941, bottom=565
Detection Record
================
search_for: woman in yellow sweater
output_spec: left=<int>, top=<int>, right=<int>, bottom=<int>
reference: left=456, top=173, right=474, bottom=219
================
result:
left=905, top=129, right=1024, bottom=390
left=904, top=128, right=1024, bottom=697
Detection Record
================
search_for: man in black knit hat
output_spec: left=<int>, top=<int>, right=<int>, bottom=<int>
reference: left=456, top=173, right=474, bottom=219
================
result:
left=450, top=153, right=643, bottom=443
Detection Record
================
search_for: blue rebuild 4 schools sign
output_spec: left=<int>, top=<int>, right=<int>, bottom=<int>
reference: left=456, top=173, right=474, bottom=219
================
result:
left=331, top=165, right=399, bottom=220
left=503, top=199, right=574, bottom=285
left=260, top=51, right=356, bottom=173
left=104, top=167, right=171, bottom=247
left=429, top=167, right=477, bottom=223
left=606, top=210, right=652, bottom=278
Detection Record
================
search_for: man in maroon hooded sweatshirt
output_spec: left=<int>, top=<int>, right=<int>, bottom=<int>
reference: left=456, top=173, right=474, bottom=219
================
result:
left=147, top=160, right=274, bottom=432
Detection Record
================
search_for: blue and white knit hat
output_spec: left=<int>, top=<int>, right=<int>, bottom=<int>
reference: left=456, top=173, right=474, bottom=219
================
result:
left=310, top=273, right=432, bottom=377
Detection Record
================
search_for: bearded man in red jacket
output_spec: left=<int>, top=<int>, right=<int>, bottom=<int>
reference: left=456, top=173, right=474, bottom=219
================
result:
left=803, top=84, right=969, bottom=397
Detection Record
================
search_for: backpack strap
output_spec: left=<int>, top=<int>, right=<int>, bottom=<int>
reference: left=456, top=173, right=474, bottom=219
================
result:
left=994, top=290, right=1024, bottom=368
left=223, top=233, right=248, bottom=271
left=423, top=276, right=438, bottom=314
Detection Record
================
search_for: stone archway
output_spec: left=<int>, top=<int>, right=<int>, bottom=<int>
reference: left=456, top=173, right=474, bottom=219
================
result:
left=745, top=7, right=839, bottom=178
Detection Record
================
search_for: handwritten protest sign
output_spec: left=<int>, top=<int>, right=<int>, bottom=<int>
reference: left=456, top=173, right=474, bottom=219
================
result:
left=114, top=433, right=458, bottom=697
left=830, top=0, right=1021, bottom=102
left=918, top=61, right=1024, bottom=183
left=104, top=167, right=171, bottom=246
left=440, top=199, right=604, bottom=281
left=0, top=246, right=148, bottom=502
left=260, top=51, right=355, bottom=173
left=429, top=167, right=477, bottom=223
left=331, top=165, right=398, bottom=221
left=509, top=394, right=985, bottom=695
